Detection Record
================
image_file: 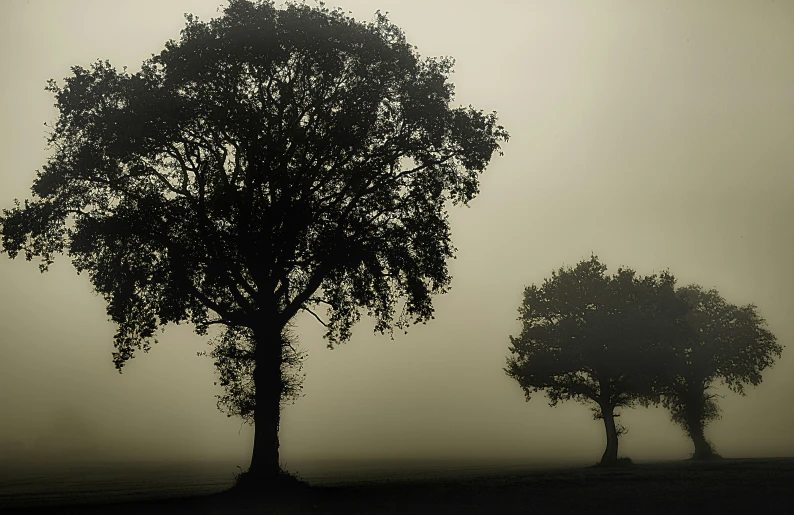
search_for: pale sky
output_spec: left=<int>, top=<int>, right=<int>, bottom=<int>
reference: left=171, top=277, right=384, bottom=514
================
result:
left=1, top=0, right=792, bottom=472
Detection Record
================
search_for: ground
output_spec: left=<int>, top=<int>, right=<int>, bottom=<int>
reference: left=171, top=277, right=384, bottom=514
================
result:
left=4, top=458, right=793, bottom=514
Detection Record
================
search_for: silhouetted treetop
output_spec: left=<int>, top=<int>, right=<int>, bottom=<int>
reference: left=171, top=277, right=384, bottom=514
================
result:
left=1, top=0, right=508, bottom=371
left=507, top=257, right=686, bottom=406
left=673, top=285, right=781, bottom=393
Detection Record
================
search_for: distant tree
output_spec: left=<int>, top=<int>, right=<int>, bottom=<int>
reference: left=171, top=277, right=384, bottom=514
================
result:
left=660, top=285, right=782, bottom=460
left=0, top=0, right=508, bottom=485
left=505, top=256, right=689, bottom=465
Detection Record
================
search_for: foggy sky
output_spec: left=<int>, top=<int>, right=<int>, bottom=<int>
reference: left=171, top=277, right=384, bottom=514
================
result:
left=1, top=0, right=792, bottom=471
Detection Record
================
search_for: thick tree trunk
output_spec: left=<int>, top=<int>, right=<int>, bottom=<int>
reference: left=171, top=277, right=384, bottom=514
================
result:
left=682, top=388, right=719, bottom=460
left=246, top=323, right=284, bottom=484
left=689, top=425, right=714, bottom=460
left=600, top=406, right=619, bottom=466
left=687, top=415, right=718, bottom=460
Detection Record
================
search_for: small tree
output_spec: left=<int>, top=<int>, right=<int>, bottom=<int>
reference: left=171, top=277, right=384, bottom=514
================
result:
left=661, top=285, right=782, bottom=460
left=0, top=0, right=508, bottom=483
left=505, top=256, right=688, bottom=465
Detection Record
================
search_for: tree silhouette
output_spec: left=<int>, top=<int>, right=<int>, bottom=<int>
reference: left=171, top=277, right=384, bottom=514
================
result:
left=0, top=0, right=507, bottom=484
left=660, top=285, right=781, bottom=460
left=505, top=256, right=688, bottom=465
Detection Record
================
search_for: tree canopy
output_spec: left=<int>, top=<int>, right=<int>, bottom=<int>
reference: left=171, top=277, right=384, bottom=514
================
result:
left=661, top=284, right=782, bottom=459
left=0, top=0, right=508, bottom=481
left=505, top=256, right=689, bottom=465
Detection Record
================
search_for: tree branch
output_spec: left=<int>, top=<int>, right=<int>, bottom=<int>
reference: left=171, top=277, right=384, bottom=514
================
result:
left=302, top=306, right=328, bottom=327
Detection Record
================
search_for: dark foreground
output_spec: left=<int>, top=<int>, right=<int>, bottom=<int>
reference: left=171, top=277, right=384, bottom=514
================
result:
left=3, top=458, right=793, bottom=514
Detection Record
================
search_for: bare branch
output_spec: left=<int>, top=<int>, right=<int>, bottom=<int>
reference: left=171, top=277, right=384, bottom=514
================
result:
left=302, top=306, right=328, bottom=327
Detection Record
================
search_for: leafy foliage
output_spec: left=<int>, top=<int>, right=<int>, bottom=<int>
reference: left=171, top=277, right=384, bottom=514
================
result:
left=506, top=256, right=688, bottom=416
left=0, top=0, right=508, bottom=376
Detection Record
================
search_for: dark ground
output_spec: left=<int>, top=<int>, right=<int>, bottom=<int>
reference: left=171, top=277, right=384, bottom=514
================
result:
left=3, top=458, right=793, bottom=514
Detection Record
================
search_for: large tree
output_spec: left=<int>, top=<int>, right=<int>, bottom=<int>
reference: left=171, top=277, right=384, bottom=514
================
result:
left=660, top=285, right=781, bottom=460
left=505, top=256, right=689, bottom=465
left=0, top=0, right=508, bottom=484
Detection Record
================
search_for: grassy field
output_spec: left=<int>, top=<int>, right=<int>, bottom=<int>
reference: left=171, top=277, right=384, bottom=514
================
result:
left=3, top=457, right=793, bottom=514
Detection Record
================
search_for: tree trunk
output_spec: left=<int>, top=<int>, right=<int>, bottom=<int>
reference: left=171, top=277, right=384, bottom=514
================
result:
left=246, top=322, right=284, bottom=483
left=683, top=388, right=718, bottom=460
left=600, top=405, right=619, bottom=466
left=687, top=416, right=717, bottom=460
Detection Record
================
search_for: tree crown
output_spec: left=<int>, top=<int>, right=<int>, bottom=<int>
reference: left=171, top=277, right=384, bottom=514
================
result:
left=506, top=256, right=689, bottom=411
left=671, top=284, right=782, bottom=394
left=1, top=0, right=508, bottom=369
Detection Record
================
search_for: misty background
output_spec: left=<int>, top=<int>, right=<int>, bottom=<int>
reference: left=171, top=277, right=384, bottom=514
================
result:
left=1, top=0, right=792, bottom=473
